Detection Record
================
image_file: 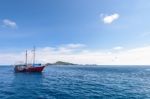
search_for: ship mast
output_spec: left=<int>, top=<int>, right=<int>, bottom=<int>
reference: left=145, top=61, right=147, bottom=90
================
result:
left=25, top=50, right=28, bottom=66
left=33, top=46, right=36, bottom=65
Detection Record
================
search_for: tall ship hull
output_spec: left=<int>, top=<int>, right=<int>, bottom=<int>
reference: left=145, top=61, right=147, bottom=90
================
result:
left=14, top=65, right=45, bottom=72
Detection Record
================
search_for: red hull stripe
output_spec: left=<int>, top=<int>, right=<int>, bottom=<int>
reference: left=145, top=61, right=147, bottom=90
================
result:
left=15, top=66, right=45, bottom=72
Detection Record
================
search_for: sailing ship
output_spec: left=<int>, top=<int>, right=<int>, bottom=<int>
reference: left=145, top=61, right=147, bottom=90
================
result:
left=14, top=47, right=46, bottom=72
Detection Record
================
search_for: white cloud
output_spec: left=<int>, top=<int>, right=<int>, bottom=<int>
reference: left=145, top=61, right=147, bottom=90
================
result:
left=2, top=19, right=17, bottom=28
left=62, top=43, right=86, bottom=49
left=1, top=44, right=150, bottom=65
left=113, top=46, right=123, bottom=50
left=101, top=13, right=120, bottom=24
left=56, top=43, right=86, bottom=54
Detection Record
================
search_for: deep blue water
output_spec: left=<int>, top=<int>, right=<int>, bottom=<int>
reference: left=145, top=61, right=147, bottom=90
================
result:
left=0, top=65, right=150, bottom=99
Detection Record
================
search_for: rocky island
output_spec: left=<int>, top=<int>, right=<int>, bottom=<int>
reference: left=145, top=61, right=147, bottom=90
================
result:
left=46, top=61, right=77, bottom=65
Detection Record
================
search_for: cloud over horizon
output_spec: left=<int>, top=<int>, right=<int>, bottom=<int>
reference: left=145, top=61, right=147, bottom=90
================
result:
left=101, top=13, right=120, bottom=24
left=1, top=44, right=150, bottom=65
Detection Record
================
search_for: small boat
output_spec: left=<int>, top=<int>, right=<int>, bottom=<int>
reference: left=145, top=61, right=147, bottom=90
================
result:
left=14, top=47, right=46, bottom=72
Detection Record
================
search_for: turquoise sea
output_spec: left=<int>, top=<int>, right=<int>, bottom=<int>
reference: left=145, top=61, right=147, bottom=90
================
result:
left=0, top=65, right=150, bottom=99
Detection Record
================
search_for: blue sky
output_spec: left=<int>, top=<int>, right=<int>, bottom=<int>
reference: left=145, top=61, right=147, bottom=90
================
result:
left=0, top=0, right=150, bottom=64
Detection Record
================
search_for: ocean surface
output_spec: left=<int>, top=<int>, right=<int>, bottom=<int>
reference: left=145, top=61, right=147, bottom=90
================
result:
left=0, top=65, right=150, bottom=99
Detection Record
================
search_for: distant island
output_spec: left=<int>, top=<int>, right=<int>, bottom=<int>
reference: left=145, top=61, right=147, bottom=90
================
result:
left=46, top=61, right=77, bottom=65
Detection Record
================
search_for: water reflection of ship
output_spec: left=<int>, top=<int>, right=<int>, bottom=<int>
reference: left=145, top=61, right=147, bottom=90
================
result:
left=14, top=47, right=46, bottom=72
